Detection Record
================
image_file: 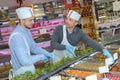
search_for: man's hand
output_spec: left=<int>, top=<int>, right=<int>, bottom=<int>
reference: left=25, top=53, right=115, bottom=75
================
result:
left=46, top=53, right=55, bottom=60
left=66, top=45, right=76, bottom=57
left=103, top=49, right=114, bottom=64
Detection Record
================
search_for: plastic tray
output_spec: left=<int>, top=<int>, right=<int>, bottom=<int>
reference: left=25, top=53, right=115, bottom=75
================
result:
left=70, top=60, right=105, bottom=72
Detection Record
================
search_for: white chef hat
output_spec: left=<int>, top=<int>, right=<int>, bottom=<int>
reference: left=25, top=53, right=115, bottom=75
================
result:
left=16, top=7, right=34, bottom=19
left=67, top=10, right=81, bottom=21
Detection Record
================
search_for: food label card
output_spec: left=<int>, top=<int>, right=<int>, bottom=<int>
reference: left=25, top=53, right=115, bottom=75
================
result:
left=113, top=53, right=118, bottom=60
left=85, top=74, right=97, bottom=80
left=105, top=57, right=113, bottom=66
left=99, top=66, right=109, bottom=73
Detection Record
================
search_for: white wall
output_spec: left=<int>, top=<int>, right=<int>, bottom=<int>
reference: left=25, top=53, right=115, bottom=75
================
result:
left=0, top=0, right=56, bottom=7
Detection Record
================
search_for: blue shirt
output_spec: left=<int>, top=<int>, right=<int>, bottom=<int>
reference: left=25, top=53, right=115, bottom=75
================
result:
left=9, top=24, right=50, bottom=71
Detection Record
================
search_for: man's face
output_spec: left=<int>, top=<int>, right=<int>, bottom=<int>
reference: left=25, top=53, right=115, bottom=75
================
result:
left=65, top=16, right=77, bottom=28
left=22, top=16, right=34, bottom=29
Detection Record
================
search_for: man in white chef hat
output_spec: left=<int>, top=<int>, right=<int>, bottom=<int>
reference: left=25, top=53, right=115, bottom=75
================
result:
left=8, top=7, right=55, bottom=79
left=51, top=10, right=114, bottom=63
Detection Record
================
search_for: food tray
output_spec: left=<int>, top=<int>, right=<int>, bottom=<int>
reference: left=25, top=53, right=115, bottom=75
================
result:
left=103, top=72, right=120, bottom=80
left=83, top=56, right=107, bottom=62
left=83, top=52, right=107, bottom=61
left=70, top=60, right=105, bottom=72
left=110, top=62, right=120, bottom=72
left=59, top=69, right=104, bottom=80
left=61, top=69, right=96, bottom=78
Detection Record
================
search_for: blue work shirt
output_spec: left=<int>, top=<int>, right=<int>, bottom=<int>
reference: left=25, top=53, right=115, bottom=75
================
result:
left=9, top=24, right=50, bottom=71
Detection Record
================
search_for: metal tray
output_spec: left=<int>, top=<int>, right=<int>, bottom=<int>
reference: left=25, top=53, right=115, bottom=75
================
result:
left=70, top=60, right=105, bottom=72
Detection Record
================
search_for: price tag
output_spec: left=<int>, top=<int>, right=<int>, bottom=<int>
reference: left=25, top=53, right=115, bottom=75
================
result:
left=49, top=76, right=61, bottom=80
left=99, top=66, right=109, bottom=73
left=85, top=74, right=97, bottom=80
left=105, top=57, right=113, bottom=66
left=40, top=28, right=47, bottom=34
left=69, top=77, right=76, bottom=80
left=113, top=53, right=118, bottom=60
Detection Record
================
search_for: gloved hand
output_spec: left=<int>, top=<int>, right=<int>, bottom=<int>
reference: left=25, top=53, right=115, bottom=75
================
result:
left=39, top=54, right=49, bottom=62
left=46, top=53, right=55, bottom=60
left=43, top=56, right=49, bottom=62
left=66, top=45, right=76, bottom=57
left=103, top=49, right=114, bottom=64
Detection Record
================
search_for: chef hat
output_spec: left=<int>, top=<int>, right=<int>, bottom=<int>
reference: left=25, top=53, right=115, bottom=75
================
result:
left=67, top=10, right=81, bottom=21
left=16, top=7, right=34, bottom=19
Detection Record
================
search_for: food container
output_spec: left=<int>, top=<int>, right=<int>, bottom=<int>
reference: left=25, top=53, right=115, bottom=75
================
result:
left=103, top=72, right=120, bottom=80
left=65, top=69, right=96, bottom=78
left=110, top=62, right=120, bottom=72
left=70, top=60, right=105, bottom=72
left=84, top=56, right=107, bottom=62
left=59, top=69, right=103, bottom=80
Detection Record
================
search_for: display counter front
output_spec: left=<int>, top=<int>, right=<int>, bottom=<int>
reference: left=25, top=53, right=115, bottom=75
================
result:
left=1, top=40, right=120, bottom=80
left=35, top=41, right=120, bottom=80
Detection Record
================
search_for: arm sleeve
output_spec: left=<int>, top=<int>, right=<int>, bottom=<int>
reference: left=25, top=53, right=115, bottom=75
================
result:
left=81, top=32, right=104, bottom=52
left=30, top=39, right=50, bottom=55
left=50, top=26, right=66, bottom=50
left=28, top=31, right=50, bottom=55
left=10, top=35, right=46, bottom=66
